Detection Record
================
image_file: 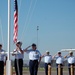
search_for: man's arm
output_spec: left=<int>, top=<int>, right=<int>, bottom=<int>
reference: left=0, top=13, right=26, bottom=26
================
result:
left=23, top=46, right=31, bottom=52
left=64, top=53, right=69, bottom=58
left=52, top=53, right=58, bottom=59
left=16, top=44, right=24, bottom=54
left=41, top=53, right=46, bottom=58
left=12, top=49, right=17, bottom=56
left=4, top=56, right=7, bottom=66
left=38, top=57, right=41, bottom=66
left=18, top=47, right=24, bottom=54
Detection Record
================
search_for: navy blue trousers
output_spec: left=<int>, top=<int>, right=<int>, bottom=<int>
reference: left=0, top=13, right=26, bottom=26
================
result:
left=0, top=61, right=4, bottom=75
left=45, top=63, right=51, bottom=75
left=14, top=59, right=23, bottom=75
left=56, top=64, right=63, bottom=75
left=29, top=60, right=38, bottom=75
left=68, top=64, right=75, bottom=75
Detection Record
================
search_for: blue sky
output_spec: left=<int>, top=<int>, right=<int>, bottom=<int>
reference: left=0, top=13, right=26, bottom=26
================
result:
left=0, top=0, right=75, bottom=59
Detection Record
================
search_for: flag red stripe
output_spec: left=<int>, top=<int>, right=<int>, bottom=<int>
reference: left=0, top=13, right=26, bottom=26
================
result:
left=13, top=0, right=18, bottom=43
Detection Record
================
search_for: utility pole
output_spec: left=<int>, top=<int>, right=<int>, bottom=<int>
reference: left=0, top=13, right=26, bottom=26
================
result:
left=37, top=26, right=39, bottom=49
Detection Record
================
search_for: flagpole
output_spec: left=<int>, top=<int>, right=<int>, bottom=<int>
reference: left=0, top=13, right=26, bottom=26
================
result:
left=8, top=0, right=10, bottom=60
left=6, top=0, right=12, bottom=75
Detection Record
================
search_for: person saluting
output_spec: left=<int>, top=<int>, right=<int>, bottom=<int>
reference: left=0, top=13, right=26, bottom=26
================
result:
left=12, top=41, right=24, bottom=75
left=24, top=43, right=41, bottom=75
left=64, top=51, right=75, bottom=75
left=53, top=51, right=64, bottom=75
left=41, top=51, right=52, bottom=75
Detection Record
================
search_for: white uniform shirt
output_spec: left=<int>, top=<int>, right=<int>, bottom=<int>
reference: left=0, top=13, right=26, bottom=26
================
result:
left=67, top=56, right=75, bottom=64
left=55, top=56, right=64, bottom=64
left=14, top=49, right=24, bottom=59
left=0, top=49, right=7, bottom=61
left=44, top=55, right=52, bottom=63
left=27, top=49, right=41, bottom=60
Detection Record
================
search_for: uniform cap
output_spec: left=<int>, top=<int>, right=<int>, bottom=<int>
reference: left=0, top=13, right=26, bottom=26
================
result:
left=46, top=51, right=49, bottom=53
left=58, top=51, right=61, bottom=54
left=16, top=41, right=22, bottom=46
left=69, top=51, right=73, bottom=54
left=32, top=43, right=36, bottom=46
left=0, top=44, right=2, bottom=46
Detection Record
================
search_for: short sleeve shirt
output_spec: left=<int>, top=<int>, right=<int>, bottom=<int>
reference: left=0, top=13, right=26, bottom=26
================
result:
left=67, top=56, right=75, bottom=64
left=14, top=49, right=24, bottom=59
left=55, top=56, right=64, bottom=64
left=26, top=49, right=41, bottom=60
left=44, top=55, right=52, bottom=63
left=0, top=49, right=7, bottom=61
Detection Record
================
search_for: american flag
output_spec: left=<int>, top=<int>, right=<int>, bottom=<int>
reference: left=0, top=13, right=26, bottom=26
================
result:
left=13, top=0, right=18, bottom=43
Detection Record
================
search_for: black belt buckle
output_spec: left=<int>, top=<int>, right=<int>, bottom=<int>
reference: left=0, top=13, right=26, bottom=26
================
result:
left=30, top=60, right=38, bottom=62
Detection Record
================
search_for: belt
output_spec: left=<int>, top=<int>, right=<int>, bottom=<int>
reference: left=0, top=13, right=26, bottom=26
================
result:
left=15, top=58, right=23, bottom=60
left=30, top=60, right=38, bottom=61
left=45, top=63, right=51, bottom=65
left=68, top=63, right=74, bottom=64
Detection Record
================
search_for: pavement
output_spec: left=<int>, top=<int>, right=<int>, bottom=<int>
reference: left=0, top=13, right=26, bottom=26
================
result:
left=13, top=71, right=69, bottom=75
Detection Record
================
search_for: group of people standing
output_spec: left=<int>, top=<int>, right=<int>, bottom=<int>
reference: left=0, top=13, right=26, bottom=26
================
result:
left=0, top=41, right=75, bottom=75
left=42, top=51, right=75, bottom=75
left=12, top=41, right=41, bottom=75
left=12, top=41, right=75, bottom=75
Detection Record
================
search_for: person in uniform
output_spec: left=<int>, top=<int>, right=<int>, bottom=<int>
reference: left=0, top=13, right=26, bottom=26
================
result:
left=23, top=43, right=41, bottom=75
left=53, top=51, right=64, bottom=75
left=41, top=51, right=52, bottom=75
left=64, top=51, right=75, bottom=75
left=12, top=41, right=24, bottom=75
left=0, top=44, right=7, bottom=75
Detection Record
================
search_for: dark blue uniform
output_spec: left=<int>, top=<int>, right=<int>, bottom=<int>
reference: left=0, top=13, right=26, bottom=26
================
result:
left=13, top=49, right=24, bottom=75
left=27, top=49, right=41, bottom=75
left=44, top=55, right=52, bottom=75
left=0, top=49, right=7, bottom=75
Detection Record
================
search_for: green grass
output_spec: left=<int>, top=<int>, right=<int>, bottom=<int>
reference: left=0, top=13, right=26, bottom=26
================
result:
left=38, top=67, right=68, bottom=71
left=12, top=67, right=68, bottom=72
